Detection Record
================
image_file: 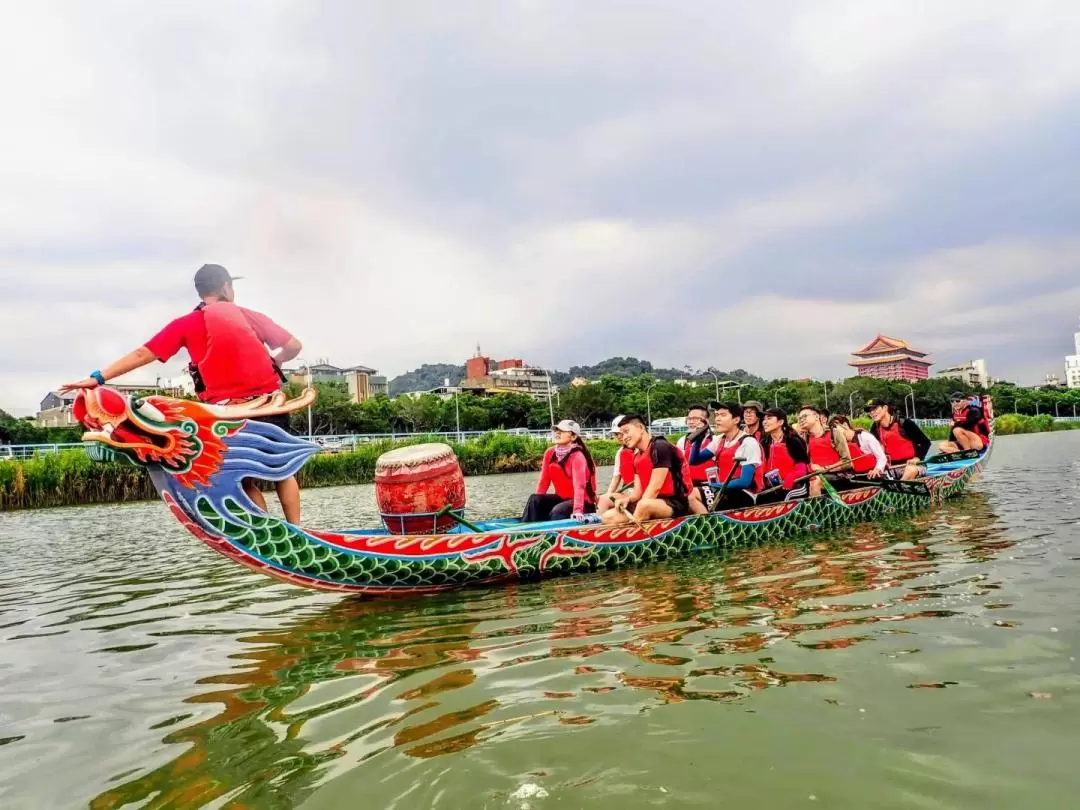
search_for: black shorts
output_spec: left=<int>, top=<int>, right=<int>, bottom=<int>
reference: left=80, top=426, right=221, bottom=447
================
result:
left=628, top=496, right=689, bottom=517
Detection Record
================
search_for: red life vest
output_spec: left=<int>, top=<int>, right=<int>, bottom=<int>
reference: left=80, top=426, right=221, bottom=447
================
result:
left=542, top=446, right=596, bottom=505
left=677, top=434, right=716, bottom=483
left=196, top=302, right=282, bottom=402
left=878, top=419, right=917, bottom=463
left=633, top=438, right=686, bottom=498
left=616, top=447, right=636, bottom=487
left=954, top=402, right=991, bottom=439
left=763, top=438, right=807, bottom=489
left=713, top=433, right=764, bottom=492
left=807, top=431, right=842, bottom=468
left=846, top=431, right=876, bottom=473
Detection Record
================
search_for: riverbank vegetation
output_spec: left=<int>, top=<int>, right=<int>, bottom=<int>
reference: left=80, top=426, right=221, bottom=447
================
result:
left=7, top=417, right=1077, bottom=512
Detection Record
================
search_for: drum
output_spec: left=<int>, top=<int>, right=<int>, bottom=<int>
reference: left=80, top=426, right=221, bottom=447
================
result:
left=374, top=443, right=467, bottom=534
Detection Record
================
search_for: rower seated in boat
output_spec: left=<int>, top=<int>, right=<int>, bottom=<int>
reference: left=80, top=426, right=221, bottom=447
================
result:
left=602, top=415, right=690, bottom=523
left=741, top=400, right=765, bottom=443
left=521, top=419, right=598, bottom=523
left=865, top=398, right=931, bottom=481
left=936, top=392, right=988, bottom=455
left=827, top=415, right=888, bottom=482
left=756, top=407, right=810, bottom=503
left=689, top=401, right=763, bottom=509
left=597, top=414, right=635, bottom=514
left=798, top=404, right=852, bottom=496
left=675, top=404, right=714, bottom=514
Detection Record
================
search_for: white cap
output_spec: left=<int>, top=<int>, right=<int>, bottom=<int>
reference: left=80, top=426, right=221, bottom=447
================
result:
left=554, top=419, right=581, bottom=436
left=610, top=415, right=625, bottom=434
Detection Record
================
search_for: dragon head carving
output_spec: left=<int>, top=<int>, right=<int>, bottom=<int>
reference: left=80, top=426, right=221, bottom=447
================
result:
left=74, top=386, right=320, bottom=493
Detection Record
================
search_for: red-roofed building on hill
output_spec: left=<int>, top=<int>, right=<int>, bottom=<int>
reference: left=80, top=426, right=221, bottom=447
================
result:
left=849, top=335, right=933, bottom=381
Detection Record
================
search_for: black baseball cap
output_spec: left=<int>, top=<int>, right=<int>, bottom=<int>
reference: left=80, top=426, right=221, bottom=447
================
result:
left=864, top=398, right=889, bottom=412
left=194, top=264, right=243, bottom=295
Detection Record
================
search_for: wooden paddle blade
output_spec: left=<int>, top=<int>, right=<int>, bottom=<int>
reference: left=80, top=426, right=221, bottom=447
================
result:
left=927, top=448, right=982, bottom=464
left=876, top=478, right=932, bottom=497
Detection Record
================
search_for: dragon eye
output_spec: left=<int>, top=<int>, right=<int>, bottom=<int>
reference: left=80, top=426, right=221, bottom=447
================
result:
left=97, top=387, right=128, bottom=417
left=133, top=398, right=167, bottom=423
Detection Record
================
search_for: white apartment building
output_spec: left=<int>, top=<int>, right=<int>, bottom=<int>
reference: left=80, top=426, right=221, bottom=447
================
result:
left=1066, top=320, right=1080, bottom=389
left=935, top=358, right=991, bottom=388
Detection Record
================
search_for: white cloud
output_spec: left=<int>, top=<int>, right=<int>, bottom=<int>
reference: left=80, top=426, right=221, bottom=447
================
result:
left=3, top=2, right=1080, bottom=417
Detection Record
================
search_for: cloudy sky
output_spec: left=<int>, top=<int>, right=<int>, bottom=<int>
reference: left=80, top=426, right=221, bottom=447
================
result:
left=3, top=1, right=1080, bottom=415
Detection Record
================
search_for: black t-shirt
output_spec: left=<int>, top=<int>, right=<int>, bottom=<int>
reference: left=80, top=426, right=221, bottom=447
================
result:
left=955, top=405, right=983, bottom=430
left=650, top=437, right=676, bottom=470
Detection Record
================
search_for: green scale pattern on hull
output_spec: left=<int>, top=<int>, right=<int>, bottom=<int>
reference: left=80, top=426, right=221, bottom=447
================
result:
left=189, top=461, right=981, bottom=594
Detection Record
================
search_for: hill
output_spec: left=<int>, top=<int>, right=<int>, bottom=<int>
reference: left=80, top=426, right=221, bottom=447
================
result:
left=388, top=363, right=466, bottom=396
left=389, top=356, right=765, bottom=395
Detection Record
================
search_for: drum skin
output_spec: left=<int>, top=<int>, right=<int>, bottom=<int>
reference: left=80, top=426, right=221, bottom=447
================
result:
left=374, top=443, right=467, bottom=534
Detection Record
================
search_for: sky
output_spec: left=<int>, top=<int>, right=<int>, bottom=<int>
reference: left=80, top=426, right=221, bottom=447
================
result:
left=3, top=1, right=1080, bottom=416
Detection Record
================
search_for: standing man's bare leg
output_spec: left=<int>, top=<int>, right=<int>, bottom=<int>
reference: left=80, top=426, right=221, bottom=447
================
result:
left=276, top=477, right=301, bottom=523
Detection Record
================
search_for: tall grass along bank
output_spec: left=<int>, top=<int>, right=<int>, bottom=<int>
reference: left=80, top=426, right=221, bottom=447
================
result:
left=0, top=432, right=619, bottom=512
left=2, top=420, right=1069, bottom=512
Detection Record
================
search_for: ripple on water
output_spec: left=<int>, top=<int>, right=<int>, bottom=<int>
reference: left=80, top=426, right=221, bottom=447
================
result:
left=1, top=445, right=1079, bottom=808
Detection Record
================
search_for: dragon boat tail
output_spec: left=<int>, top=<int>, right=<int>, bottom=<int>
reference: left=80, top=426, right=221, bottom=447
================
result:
left=73, top=386, right=995, bottom=596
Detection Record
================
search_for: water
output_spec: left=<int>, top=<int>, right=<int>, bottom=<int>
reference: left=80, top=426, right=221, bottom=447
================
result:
left=1, top=433, right=1078, bottom=809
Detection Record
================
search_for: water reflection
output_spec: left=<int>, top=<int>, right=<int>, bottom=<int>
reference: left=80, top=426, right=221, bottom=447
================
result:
left=79, top=491, right=1023, bottom=808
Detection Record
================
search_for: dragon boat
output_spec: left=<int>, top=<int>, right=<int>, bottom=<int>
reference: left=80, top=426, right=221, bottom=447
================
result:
left=72, top=386, right=995, bottom=596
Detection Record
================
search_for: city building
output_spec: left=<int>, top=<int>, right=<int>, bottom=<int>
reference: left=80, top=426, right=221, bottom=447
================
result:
left=36, top=381, right=187, bottom=428
left=460, top=346, right=552, bottom=400
left=1065, top=319, right=1080, bottom=390
left=284, top=361, right=389, bottom=404
left=849, top=334, right=933, bottom=381
left=935, top=358, right=991, bottom=388
left=400, top=384, right=461, bottom=401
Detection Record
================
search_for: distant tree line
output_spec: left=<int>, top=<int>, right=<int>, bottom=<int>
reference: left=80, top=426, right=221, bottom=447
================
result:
left=281, top=374, right=1080, bottom=436
left=6, top=369, right=1079, bottom=446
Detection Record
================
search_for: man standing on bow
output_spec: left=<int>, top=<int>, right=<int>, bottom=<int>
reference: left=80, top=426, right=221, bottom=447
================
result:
left=61, top=264, right=305, bottom=522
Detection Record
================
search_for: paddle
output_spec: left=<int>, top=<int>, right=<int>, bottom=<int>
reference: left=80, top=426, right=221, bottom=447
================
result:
left=435, top=505, right=484, bottom=533
left=706, top=453, right=745, bottom=512
left=755, top=452, right=874, bottom=498
left=841, top=476, right=933, bottom=496
left=926, top=448, right=982, bottom=464
left=616, top=500, right=654, bottom=537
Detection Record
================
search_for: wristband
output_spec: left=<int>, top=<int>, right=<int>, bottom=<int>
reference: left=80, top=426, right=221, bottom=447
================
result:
left=90, top=370, right=106, bottom=385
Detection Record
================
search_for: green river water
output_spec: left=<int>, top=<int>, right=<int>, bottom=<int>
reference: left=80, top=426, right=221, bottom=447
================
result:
left=1, top=431, right=1078, bottom=809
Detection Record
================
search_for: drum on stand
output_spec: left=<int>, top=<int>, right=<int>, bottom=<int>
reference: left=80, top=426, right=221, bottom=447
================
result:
left=374, top=443, right=467, bottom=534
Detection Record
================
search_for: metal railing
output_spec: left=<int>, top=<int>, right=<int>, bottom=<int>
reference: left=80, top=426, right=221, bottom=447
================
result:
left=5, top=415, right=1064, bottom=461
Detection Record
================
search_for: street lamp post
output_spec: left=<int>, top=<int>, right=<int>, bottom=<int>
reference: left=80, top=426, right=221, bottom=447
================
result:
left=454, top=391, right=461, bottom=442
left=848, top=391, right=859, bottom=418
left=545, top=371, right=556, bottom=427
left=774, top=391, right=780, bottom=408
left=704, top=370, right=720, bottom=402
left=905, top=385, right=916, bottom=420
left=716, top=381, right=748, bottom=405
left=646, top=382, right=658, bottom=428
left=295, top=357, right=314, bottom=439
left=822, top=380, right=829, bottom=411
left=1055, top=401, right=1060, bottom=418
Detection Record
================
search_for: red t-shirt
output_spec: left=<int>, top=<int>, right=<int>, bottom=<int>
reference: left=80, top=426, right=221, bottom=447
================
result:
left=144, top=307, right=293, bottom=402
